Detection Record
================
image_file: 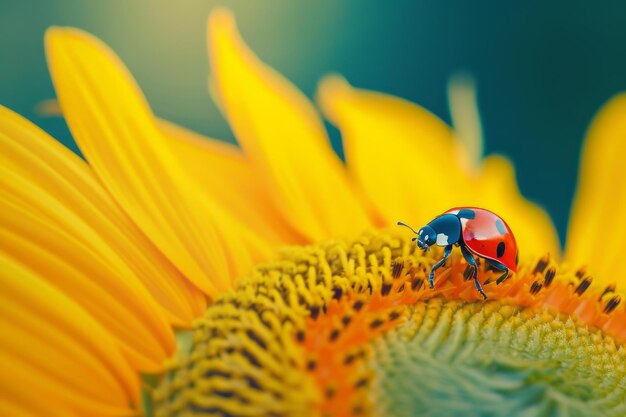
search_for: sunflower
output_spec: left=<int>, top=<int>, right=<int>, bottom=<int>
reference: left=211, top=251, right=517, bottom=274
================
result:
left=1, top=7, right=625, bottom=417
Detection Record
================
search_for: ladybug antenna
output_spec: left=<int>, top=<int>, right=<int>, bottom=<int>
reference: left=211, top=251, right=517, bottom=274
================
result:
left=397, top=221, right=419, bottom=235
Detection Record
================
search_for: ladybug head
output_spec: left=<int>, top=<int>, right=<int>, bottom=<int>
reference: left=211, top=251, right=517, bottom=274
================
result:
left=416, top=225, right=436, bottom=250
left=396, top=221, right=435, bottom=250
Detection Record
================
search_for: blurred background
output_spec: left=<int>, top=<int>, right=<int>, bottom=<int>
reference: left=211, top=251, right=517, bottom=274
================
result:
left=1, top=0, right=625, bottom=243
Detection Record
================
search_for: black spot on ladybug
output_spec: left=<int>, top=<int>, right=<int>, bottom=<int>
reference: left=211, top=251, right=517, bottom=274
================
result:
left=457, top=209, right=476, bottom=219
left=495, top=219, right=507, bottom=235
left=496, top=242, right=505, bottom=258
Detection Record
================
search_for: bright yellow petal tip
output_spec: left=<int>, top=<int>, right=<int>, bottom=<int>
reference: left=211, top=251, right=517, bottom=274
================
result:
left=317, top=75, right=459, bottom=224
left=45, top=26, right=269, bottom=297
left=208, top=10, right=373, bottom=242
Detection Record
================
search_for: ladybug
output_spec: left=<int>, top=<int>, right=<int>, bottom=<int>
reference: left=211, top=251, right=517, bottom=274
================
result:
left=397, top=207, right=518, bottom=299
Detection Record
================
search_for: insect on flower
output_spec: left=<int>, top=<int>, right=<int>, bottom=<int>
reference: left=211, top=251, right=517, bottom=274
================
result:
left=2, top=6, right=626, bottom=415
left=398, top=207, right=518, bottom=299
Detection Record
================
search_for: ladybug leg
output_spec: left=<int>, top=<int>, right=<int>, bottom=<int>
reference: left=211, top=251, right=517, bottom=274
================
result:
left=485, top=259, right=509, bottom=285
left=460, top=246, right=487, bottom=299
left=429, top=245, right=452, bottom=289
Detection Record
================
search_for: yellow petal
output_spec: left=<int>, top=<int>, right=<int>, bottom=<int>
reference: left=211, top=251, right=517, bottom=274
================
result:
left=565, top=93, right=626, bottom=286
left=0, top=400, right=43, bottom=417
left=0, top=106, right=206, bottom=326
left=160, top=119, right=304, bottom=245
left=208, top=9, right=372, bottom=241
left=318, top=77, right=560, bottom=260
left=318, top=75, right=465, bottom=223
left=447, top=74, right=484, bottom=171
left=46, top=27, right=269, bottom=295
left=0, top=108, right=178, bottom=373
left=0, top=253, right=139, bottom=416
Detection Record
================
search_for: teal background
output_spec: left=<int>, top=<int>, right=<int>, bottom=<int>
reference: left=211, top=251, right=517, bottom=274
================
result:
left=1, top=0, right=625, bottom=243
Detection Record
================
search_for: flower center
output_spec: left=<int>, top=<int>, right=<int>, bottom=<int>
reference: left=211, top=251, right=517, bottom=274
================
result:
left=370, top=300, right=626, bottom=417
left=149, top=230, right=625, bottom=417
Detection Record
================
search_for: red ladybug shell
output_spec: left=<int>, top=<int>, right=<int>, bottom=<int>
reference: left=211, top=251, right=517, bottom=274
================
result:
left=445, top=207, right=518, bottom=272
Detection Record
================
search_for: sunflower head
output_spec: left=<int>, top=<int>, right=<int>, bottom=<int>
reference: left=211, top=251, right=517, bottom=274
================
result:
left=1, top=7, right=625, bottom=417
left=149, top=229, right=625, bottom=417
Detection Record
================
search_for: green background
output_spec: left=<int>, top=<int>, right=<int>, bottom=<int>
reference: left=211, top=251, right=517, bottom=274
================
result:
left=1, top=0, right=625, bottom=243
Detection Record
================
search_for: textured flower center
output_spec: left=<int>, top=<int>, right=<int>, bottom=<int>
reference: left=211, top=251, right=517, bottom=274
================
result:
left=149, top=231, right=625, bottom=417
left=371, top=300, right=625, bottom=417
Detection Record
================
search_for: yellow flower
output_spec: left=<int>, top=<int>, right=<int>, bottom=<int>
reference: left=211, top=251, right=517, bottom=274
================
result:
left=1, top=7, right=625, bottom=417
